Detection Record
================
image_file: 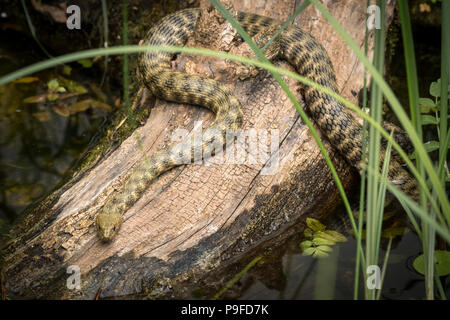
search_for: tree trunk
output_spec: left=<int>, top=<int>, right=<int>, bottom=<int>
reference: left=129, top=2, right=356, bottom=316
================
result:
left=0, top=0, right=395, bottom=299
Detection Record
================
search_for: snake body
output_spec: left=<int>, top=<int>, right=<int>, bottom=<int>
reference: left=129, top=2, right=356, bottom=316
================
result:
left=95, top=8, right=417, bottom=241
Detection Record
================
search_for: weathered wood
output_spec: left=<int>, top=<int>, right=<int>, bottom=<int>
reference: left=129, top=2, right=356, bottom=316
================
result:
left=1, top=0, right=395, bottom=299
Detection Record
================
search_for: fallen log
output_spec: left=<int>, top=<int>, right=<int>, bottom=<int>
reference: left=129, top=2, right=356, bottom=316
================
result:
left=1, top=0, right=395, bottom=299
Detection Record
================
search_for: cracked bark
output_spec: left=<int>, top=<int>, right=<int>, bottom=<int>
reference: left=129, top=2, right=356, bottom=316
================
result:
left=0, top=0, right=395, bottom=299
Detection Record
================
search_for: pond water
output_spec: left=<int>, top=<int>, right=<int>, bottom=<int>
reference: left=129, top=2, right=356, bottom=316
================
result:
left=0, top=29, right=120, bottom=232
left=234, top=207, right=442, bottom=300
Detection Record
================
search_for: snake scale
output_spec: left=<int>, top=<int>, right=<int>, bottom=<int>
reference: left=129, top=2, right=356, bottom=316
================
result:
left=95, top=8, right=418, bottom=241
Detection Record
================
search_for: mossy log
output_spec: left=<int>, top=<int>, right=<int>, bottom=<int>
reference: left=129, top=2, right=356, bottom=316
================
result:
left=1, top=0, right=394, bottom=299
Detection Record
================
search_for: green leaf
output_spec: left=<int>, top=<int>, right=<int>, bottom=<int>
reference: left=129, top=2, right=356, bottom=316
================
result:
left=419, top=97, right=436, bottom=113
left=306, top=218, right=326, bottom=232
left=421, top=114, right=438, bottom=125
left=302, top=247, right=316, bottom=256
left=381, top=227, right=406, bottom=238
left=410, top=140, right=440, bottom=159
left=313, top=245, right=333, bottom=258
left=317, top=245, right=333, bottom=253
left=304, top=228, right=314, bottom=238
left=63, top=65, right=72, bottom=76
left=299, top=240, right=312, bottom=251
left=57, top=77, right=88, bottom=94
left=423, top=140, right=440, bottom=152
left=47, top=79, right=59, bottom=91
left=429, top=79, right=441, bottom=98
left=77, top=59, right=93, bottom=68
left=320, top=230, right=347, bottom=242
left=413, top=250, right=450, bottom=276
left=47, top=93, right=59, bottom=101
left=312, top=237, right=336, bottom=246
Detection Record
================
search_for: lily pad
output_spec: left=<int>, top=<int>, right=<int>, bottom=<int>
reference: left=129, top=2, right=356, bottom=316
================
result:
left=413, top=250, right=450, bottom=276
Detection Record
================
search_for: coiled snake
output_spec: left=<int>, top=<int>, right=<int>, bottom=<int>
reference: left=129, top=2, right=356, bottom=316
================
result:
left=95, top=8, right=417, bottom=242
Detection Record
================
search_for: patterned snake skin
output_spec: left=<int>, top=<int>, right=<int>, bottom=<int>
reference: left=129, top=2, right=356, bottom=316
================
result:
left=95, top=8, right=418, bottom=241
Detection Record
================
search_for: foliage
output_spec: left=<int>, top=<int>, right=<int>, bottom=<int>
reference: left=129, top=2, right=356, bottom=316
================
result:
left=413, top=250, right=450, bottom=276
left=300, top=218, right=347, bottom=258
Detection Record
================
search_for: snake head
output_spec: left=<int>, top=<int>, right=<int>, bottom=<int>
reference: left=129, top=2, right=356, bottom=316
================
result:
left=96, top=212, right=122, bottom=242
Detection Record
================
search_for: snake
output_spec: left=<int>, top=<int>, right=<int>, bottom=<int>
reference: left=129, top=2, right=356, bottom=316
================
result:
left=95, top=8, right=418, bottom=242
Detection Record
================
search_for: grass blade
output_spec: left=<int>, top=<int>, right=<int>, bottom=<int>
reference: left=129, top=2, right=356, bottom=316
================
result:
left=20, top=0, right=52, bottom=58
left=212, top=256, right=262, bottom=299
left=365, top=0, right=386, bottom=299
left=100, top=0, right=109, bottom=87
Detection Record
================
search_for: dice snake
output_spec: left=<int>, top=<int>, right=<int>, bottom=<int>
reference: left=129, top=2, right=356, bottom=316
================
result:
left=95, top=8, right=417, bottom=242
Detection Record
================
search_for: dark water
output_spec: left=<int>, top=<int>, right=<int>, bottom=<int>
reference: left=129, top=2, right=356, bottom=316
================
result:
left=235, top=211, right=444, bottom=300
left=0, top=29, right=120, bottom=232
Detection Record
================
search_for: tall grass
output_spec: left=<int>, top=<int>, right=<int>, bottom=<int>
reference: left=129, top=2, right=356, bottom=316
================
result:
left=365, top=0, right=386, bottom=300
left=1, top=0, right=448, bottom=300
left=310, top=0, right=448, bottom=300
left=398, top=0, right=433, bottom=299
left=100, top=0, right=109, bottom=87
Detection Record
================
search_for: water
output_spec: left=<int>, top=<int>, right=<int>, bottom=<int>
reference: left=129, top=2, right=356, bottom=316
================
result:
left=235, top=215, right=439, bottom=300
left=0, top=29, right=120, bottom=232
